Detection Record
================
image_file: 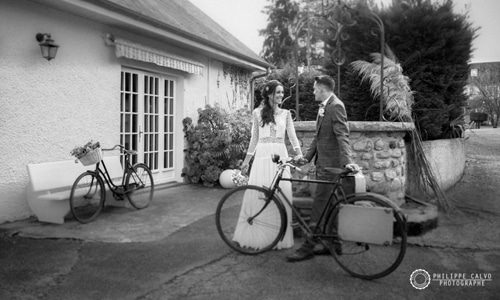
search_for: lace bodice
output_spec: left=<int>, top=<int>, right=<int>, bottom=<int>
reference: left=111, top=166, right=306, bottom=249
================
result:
left=246, top=108, right=302, bottom=156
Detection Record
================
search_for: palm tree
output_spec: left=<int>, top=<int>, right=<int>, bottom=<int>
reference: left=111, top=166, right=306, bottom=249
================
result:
left=350, top=47, right=414, bottom=121
left=351, top=47, right=452, bottom=211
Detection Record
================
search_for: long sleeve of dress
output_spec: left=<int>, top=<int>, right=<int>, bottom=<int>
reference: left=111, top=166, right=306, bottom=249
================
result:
left=246, top=109, right=260, bottom=155
left=286, top=110, right=303, bottom=156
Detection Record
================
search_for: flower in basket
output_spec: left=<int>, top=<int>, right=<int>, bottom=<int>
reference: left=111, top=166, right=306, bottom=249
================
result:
left=231, top=169, right=249, bottom=187
left=70, top=140, right=101, bottom=159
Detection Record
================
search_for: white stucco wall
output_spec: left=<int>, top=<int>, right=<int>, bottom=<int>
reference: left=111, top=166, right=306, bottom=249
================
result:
left=0, top=0, right=256, bottom=223
left=207, top=59, right=252, bottom=111
left=0, top=1, right=119, bottom=222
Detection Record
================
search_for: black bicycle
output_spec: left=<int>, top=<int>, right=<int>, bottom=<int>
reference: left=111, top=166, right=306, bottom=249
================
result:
left=215, top=154, right=407, bottom=280
left=69, top=145, right=154, bottom=223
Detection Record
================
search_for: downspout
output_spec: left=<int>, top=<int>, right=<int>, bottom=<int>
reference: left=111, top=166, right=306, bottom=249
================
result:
left=250, top=68, right=271, bottom=110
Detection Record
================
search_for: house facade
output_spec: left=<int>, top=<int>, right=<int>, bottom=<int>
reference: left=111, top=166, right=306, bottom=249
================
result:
left=467, top=61, right=500, bottom=125
left=0, top=0, right=270, bottom=223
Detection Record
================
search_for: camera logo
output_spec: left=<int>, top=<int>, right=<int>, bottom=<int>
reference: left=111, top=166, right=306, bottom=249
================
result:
left=410, top=269, right=431, bottom=289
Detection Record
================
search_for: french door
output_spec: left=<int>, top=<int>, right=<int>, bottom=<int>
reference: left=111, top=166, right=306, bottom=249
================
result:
left=120, top=69, right=176, bottom=182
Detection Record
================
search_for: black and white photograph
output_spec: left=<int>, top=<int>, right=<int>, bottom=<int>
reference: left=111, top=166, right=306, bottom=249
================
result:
left=0, top=0, right=499, bottom=299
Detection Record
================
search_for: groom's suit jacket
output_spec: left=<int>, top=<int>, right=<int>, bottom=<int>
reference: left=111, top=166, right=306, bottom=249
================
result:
left=305, top=94, right=353, bottom=168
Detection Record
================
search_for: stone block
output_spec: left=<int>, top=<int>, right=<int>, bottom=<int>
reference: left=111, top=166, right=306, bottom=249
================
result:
left=350, top=132, right=363, bottom=139
left=398, top=139, right=406, bottom=148
left=374, top=160, right=391, bottom=169
left=389, top=178, right=402, bottom=191
left=371, top=172, right=384, bottom=182
left=353, top=140, right=373, bottom=152
left=361, top=153, right=372, bottom=160
left=391, top=149, right=402, bottom=158
left=369, top=182, right=387, bottom=194
left=358, top=161, right=370, bottom=171
left=391, top=159, right=400, bottom=168
left=395, top=166, right=403, bottom=176
left=374, top=139, right=386, bottom=150
left=385, top=169, right=397, bottom=180
left=376, top=151, right=391, bottom=159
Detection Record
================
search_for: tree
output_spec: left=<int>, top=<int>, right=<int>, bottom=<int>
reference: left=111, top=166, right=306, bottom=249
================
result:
left=322, top=0, right=477, bottom=140
left=260, top=0, right=300, bottom=67
left=469, top=79, right=500, bottom=128
left=260, top=0, right=325, bottom=68
left=380, top=0, right=477, bottom=140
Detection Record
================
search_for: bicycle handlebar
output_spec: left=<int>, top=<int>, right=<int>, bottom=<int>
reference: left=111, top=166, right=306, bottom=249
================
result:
left=274, top=154, right=359, bottom=177
left=101, top=144, right=137, bottom=155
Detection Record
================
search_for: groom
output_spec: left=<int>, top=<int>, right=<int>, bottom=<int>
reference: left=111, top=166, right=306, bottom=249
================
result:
left=287, top=75, right=355, bottom=262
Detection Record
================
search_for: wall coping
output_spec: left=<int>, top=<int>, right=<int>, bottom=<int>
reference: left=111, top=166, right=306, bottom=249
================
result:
left=294, top=121, right=415, bottom=132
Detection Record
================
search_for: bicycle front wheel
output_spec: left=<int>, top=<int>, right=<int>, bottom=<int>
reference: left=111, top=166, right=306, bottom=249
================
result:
left=70, top=171, right=105, bottom=223
left=326, top=193, right=407, bottom=280
left=125, top=163, right=154, bottom=209
left=215, top=185, right=287, bottom=255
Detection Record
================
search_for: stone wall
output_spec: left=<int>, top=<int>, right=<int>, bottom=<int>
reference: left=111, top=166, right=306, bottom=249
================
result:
left=288, top=121, right=415, bottom=206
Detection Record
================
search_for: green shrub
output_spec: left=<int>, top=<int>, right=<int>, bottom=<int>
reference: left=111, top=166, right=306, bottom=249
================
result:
left=182, top=105, right=252, bottom=186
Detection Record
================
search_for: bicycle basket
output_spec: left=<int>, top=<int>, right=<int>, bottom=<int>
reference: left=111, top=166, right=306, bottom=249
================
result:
left=78, top=148, right=103, bottom=166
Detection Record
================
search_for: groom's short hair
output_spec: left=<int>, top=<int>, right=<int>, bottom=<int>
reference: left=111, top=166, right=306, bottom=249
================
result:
left=314, top=75, right=335, bottom=91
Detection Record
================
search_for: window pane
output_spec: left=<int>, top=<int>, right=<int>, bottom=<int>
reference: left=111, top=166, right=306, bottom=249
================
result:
left=125, top=114, right=131, bottom=133
left=133, top=94, right=138, bottom=112
left=125, top=73, right=130, bottom=91
left=144, top=76, right=148, bottom=93
left=170, top=81, right=174, bottom=97
left=132, top=135, right=137, bottom=151
left=133, top=73, right=138, bottom=92
left=170, top=98, right=174, bottom=114
left=132, top=114, right=137, bottom=133
left=125, top=94, right=131, bottom=112
left=169, top=151, right=173, bottom=168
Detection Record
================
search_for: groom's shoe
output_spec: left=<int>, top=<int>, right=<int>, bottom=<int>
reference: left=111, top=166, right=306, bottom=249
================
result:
left=312, top=243, right=330, bottom=255
left=286, top=244, right=314, bottom=262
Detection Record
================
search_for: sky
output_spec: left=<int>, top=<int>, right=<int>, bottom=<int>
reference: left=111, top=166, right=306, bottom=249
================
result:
left=189, top=0, right=500, bottom=63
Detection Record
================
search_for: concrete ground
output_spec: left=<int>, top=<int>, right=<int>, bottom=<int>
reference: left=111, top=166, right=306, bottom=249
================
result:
left=1, top=127, right=499, bottom=299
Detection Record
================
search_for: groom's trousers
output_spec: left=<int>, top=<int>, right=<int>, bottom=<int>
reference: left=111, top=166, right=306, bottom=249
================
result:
left=310, top=165, right=338, bottom=234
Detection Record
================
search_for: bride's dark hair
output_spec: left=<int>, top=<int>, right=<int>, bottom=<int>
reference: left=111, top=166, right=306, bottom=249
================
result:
left=260, top=80, right=283, bottom=126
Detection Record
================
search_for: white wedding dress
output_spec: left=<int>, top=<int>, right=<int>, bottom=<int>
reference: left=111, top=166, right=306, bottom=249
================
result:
left=233, top=107, right=302, bottom=249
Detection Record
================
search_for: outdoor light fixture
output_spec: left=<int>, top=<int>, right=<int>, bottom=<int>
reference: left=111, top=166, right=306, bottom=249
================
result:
left=35, top=33, right=59, bottom=61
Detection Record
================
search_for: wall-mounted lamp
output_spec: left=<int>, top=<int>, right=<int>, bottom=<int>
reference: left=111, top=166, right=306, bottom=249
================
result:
left=36, top=33, right=59, bottom=61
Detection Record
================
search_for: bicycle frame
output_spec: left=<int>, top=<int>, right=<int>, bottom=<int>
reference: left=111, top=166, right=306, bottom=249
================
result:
left=261, top=163, right=348, bottom=241
left=92, top=151, right=137, bottom=196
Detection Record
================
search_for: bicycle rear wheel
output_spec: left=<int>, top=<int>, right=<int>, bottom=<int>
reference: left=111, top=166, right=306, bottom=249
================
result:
left=70, top=171, right=105, bottom=223
left=325, top=193, right=407, bottom=280
left=125, top=163, right=154, bottom=209
left=215, top=185, right=287, bottom=255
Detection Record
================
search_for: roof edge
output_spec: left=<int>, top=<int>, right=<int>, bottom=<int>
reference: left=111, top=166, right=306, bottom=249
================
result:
left=82, top=0, right=272, bottom=69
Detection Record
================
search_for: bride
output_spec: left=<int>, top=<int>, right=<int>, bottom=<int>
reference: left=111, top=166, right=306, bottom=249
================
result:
left=233, top=79, right=303, bottom=250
